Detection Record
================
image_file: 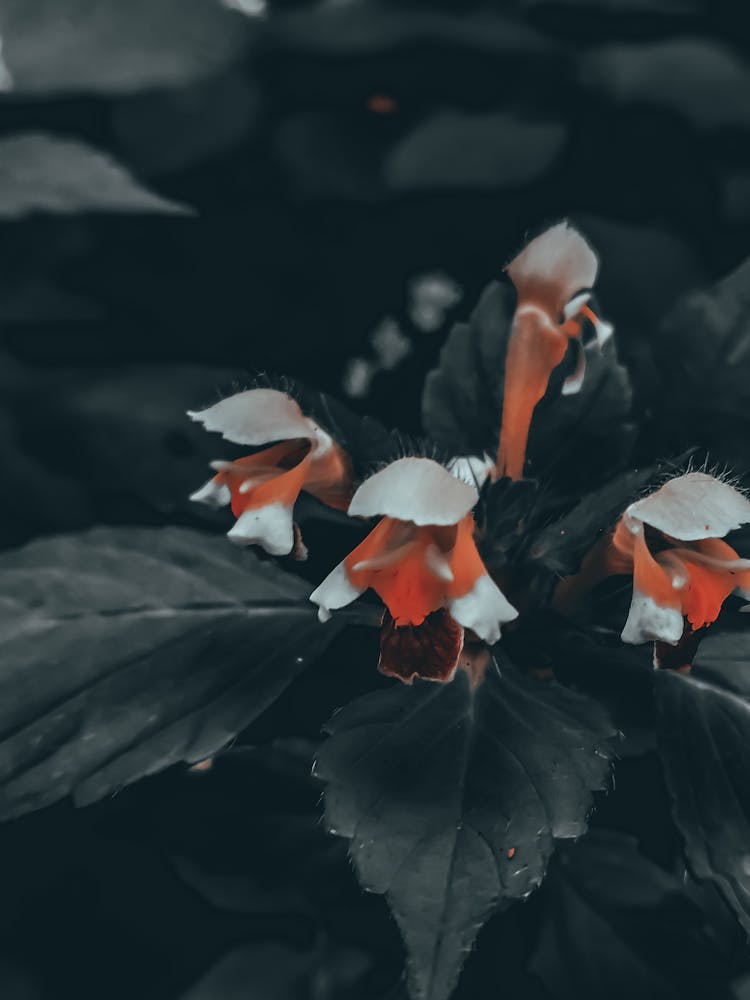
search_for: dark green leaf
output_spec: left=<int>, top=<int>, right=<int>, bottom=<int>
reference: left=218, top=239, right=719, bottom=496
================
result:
left=0, top=527, right=343, bottom=820
left=526, top=466, right=657, bottom=577
left=0, top=0, right=250, bottom=95
left=656, top=631, right=750, bottom=934
left=0, top=134, right=192, bottom=218
left=315, top=661, right=615, bottom=1000
left=530, top=830, right=738, bottom=1000
left=422, top=280, right=633, bottom=488
left=656, top=255, right=750, bottom=466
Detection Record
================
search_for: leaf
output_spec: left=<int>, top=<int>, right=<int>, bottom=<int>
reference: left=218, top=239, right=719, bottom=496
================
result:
left=0, top=0, right=250, bottom=95
left=0, top=134, right=191, bottom=218
left=0, top=526, right=345, bottom=821
left=315, top=661, right=615, bottom=1000
left=581, top=40, right=750, bottom=131
left=530, top=830, right=738, bottom=1000
left=273, top=4, right=552, bottom=58
left=384, top=111, right=566, bottom=192
left=112, top=66, right=259, bottom=176
left=422, top=279, right=634, bottom=489
left=22, top=362, right=245, bottom=521
left=656, top=630, right=750, bottom=934
left=181, top=941, right=373, bottom=1000
left=526, top=465, right=658, bottom=577
left=655, top=253, right=750, bottom=465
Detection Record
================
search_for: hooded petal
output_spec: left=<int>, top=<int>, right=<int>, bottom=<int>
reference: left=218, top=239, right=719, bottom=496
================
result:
left=226, top=502, right=295, bottom=555
left=188, top=388, right=316, bottom=447
left=621, top=587, right=685, bottom=644
left=310, top=560, right=366, bottom=622
left=505, top=222, right=599, bottom=318
left=626, top=472, right=750, bottom=541
left=348, top=457, right=478, bottom=526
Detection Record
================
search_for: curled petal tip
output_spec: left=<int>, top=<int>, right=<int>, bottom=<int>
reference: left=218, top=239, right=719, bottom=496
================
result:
left=226, top=503, right=295, bottom=556
left=448, top=574, right=518, bottom=646
left=620, top=590, right=684, bottom=645
left=310, top=561, right=365, bottom=620
left=189, top=478, right=232, bottom=508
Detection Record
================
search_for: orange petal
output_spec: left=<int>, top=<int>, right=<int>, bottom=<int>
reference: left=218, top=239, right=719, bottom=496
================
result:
left=632, top=526, right=680, bottom=609
left=495, top=308, right=569, bottom=481
left=305, top=441, right=353, bottom=511
left=346, top=519, right=458, bottom=626
left=446, top=514, right=487, bottom=598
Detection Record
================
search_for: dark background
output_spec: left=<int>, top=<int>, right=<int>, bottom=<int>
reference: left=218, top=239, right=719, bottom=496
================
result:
left=1, top=1, right=750, bottom=997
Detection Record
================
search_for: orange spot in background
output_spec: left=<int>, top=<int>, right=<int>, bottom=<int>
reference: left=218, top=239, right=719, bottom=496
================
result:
left=507, top=847, right=516, bottom=859
left=189, top=758, right=214, bottom=773
left=367, top=94, right=397, bottom=114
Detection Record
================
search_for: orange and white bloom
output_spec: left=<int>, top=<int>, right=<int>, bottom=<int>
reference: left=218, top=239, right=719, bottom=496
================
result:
left=311, top=457, right=518, bottom=683
left=609, top=473, right=750, bottom=645
left=495, top=222, right=612, bottom=481
left=188, top=387, right=352, bottom=556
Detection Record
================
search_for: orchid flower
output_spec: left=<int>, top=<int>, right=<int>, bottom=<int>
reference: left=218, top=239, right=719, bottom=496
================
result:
left=310, top=457, right=518, bottom=683
left=495, top=222, right=613, bottom=481
left=188, top=387, right=352, bottom=556
left=608, top=473, right=750, bottom=645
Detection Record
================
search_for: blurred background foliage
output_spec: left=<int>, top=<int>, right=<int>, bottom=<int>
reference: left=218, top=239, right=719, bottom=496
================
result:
left=2, top=0, right=750, bottom=997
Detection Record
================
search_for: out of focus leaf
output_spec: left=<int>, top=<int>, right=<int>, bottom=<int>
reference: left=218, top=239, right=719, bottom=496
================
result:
left=24, top=363, right=243, bottom=521
left=315, top=662, right=615, bottom=1000
left=581, top=40, right=750, bottom=131
left=181, top=944, right=312, bottom=1000
left=0, top=527, right=345, bottom=821
left=385, top=111, right=566, bottom=192
left=530, top=830, right=737, bottom=1000
left=272, top=4, right=553, bottom=57
left=526, top=466, right=657, bottom=577
left=656, top=631, right=750, bottom=934
left=422, top=279, right=633, bottom=487
left=113, top=67, right=259, bottom=176
left=0, top=0, right=250, bottom=95
left=0, top=134, right=191, bottom=218
left=654, top=254, right=750, bottom=466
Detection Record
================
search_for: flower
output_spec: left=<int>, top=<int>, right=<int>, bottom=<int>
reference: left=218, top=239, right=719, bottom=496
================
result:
left=188, top=387, right=352, bottom=556
left=495, top=222, right=613, bottom=481
left=310, top=457, right=518, bottom=683
left=609, top=472, right=750, bottom=645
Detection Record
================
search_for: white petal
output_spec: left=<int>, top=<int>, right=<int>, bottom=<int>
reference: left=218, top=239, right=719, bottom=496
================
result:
left=189, top=477, right=231, bottom=508
left=226, top=502, right=294, bottom=556
left=349, top=457, right=478, bottom=525
left=506, top=222, right=599, bottom=313
left=563, top=291, right=590, bottom=320
left=448, top=454, right=494, bottom=489
left=620, top=587, right=684, bottom=645
left=310, top=561, right=365, bottom=622
left=188, top=388, right=315, bottom=446
left=448, top=574, right=518, bottom=645
left=627, top=472, right=750, bottom=540
left=591, top=314, right=614, bottom=348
